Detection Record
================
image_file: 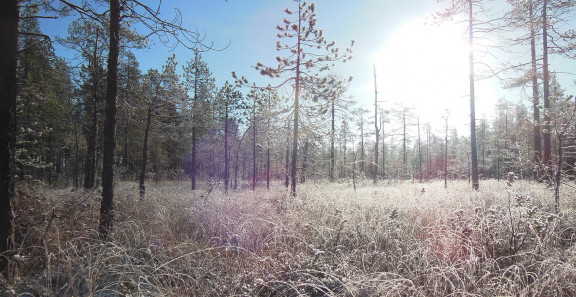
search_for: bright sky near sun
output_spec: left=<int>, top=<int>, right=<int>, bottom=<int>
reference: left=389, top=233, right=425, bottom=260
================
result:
left=40, top=0, right=575, bottom=135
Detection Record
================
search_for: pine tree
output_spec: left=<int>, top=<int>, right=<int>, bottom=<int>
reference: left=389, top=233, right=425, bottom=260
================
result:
left=254, top=0, right=352, bottom=196
left=183, top=50, right=215, bottom=190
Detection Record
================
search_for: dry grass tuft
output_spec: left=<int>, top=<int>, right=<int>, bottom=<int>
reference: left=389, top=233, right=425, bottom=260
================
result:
left=2, top=179, right=576, bottom=296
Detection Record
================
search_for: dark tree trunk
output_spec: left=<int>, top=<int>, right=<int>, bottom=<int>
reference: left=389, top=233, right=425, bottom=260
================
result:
left=330, top=100, right=335, bottom=182
left=360, top=116, right=365, bottom=173
left=191, top=126, right=197, bottom=190
left=402, top=110, right=406, bottom=172
left=73, top=107, right=80, bottom=188
left=266, top=144, right=270, bottom=190
left=529, top=2, right=542, bottom=167
left=252, top=107, right=257, bottom=191
left=468, top=0, right=480, bottom=190
left=555, top=136, right=563, bottom=212
left=542, top=0, right=552, bottom=179
left=381, top=115, right=385, bottom=179
left=290, top=5, right=302, bottom=197
left=445, top=119, right=448, bottom=188
left=427, top=124, right=431, bottom=180
left=123, top=124, right=128, bottom=169
left=373, top=65, right=379, bottom=184
left=84, top=34, right=101, bottom=189
left=418, top=117, right=422, bottom=183
left=0, top=0, right=18, bottom=271
left=84, top=91, right=98, bottom=188
left=224, top=104, right=229, bottom=193
left=285, top=127, right=290, bottom=188
left=139, top=108, right=153, bottom=198
left=99, top=0, right=120, bottom=236
left=266, top=92, right=271, bottom=190
left=301, top=138, right=309, bottom=183
left=191, top=52, right=199, bottom=190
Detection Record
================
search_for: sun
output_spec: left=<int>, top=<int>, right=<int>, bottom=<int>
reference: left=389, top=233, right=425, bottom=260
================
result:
left=373, top=19, right=477, bottom=131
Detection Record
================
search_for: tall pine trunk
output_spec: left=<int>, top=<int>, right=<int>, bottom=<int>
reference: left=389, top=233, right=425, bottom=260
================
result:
left=84, top=35, right=101, bottom=189
left=139, top=108, right=153, bottom=198
left=468, top=0, right=480, bottom=190
left=330, top=100, right=335, bottom=182
left=224, top=103, right=230, bottom=193
left=191, top=126, right=197, bottom=190
left=542, top=0, right=552, bottom=179
left=373, top=65, right=379, bottom=184
left=84, top=88, right=98, bottom=188
left=530, top=2, right=542, bottom=167
left=0, top=0, right=18, bottom=271
left=252, top=103, right=257, bottom=191
left=285, top=126, right=290, bottom=188
left=99, top=0, right=120, bottom=235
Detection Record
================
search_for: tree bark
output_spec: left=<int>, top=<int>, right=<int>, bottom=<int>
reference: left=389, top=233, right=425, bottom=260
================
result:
left=252, top=103, right=257, bottom=191
left=191, top=126, right=197, bottom=190
left=0, top=0, right=18, bottom=271
left=445, top=117, right=448, bottom=188
left=468, top=0, right=480, bottom=190
left=84, top=86, right=98, bottom=188
left=84, top=33, right=101, bottom=189
left=529, top=2, right=542, bottom=167
left=373, top=65, right=379, bottom=184
left=418, top=117, right=422, bottom=183
left=285, top=126, right=290, bottom=188
left=542, top=0, right=552, bottom=179
left=330, top=100, right=335, bottom=182
left=224, top=102, right=230, bottom=193
left=123, top=124, right=128, bottom=170
left=139, top=107, right=153, bottom=198
left=290, top=5, right=302, bottom=197
left=191, top=51, right=199, bottom=190
left=99, top=0, right=120, bottom=236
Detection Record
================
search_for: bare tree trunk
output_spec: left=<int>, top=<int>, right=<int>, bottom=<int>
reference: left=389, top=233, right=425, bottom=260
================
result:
left=99, top=0, right=120, bottom=236
left=290, top=9, right=302, bottom=197
left=154, top=139, right=158, bottom=185
left=381, top=114, right=385, bottom=179
left=402, top=110, right=407, bottom=175
left=266, top=92, right=271, bottom=190
left=330, top=100, right=335, bottom=182
left=266, top=144, right=270, bottom=190
left=555, top=136, right=563, bottom=212
left=373, top=65, right=379, bottom=184
left=139, top=108, right=152, bottom=198
left=285, top=126, right=290, bottom=188
left=252, top=106, right=257, bottom=191
left=0, top=0, right=18, bottom=271
left=529, top=2, right=542, bottom=168
left=445, top=118, right=448, bottom=188
left=234, top=127, right=249, bottom=191
left=468, top=0, right=479, bottom=190
left=224, top=103, right=230, bottom=193
left=427, top=124, right=431, bottom=181
left=301, top=138, right=309, bottom=183
left=418, top=117, right=422, bottom=183
left=360, top=116, right=365, bottom=173
left=84, top=33, right=101, bottom=189
left=191, top=126, right=197, bottom=190
left=84, top=88, right=98, bottom=189
left=542, top=0, right=552, bottom=181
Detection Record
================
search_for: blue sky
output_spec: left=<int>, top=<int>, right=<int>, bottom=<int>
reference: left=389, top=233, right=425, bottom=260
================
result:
left=41, top=0, right=575, bottom=135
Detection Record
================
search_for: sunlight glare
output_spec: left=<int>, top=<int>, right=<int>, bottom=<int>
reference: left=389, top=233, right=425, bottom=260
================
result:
left=373, top=19, right=474, bottom=131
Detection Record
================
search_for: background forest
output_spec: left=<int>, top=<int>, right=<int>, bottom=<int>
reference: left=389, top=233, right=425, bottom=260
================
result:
left=1, top=0, right=576, bottom=296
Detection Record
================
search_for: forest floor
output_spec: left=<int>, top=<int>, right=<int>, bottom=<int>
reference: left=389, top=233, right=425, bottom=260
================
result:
left=2, top=178, right=576, bottom=296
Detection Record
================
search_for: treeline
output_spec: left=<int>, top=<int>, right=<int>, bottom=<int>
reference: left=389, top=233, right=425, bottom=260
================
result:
left=7, top=0, right=576, bottom=190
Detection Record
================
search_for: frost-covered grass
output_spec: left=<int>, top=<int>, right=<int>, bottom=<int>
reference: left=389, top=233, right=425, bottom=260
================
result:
left=3, top=178, right=576, bottom=296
